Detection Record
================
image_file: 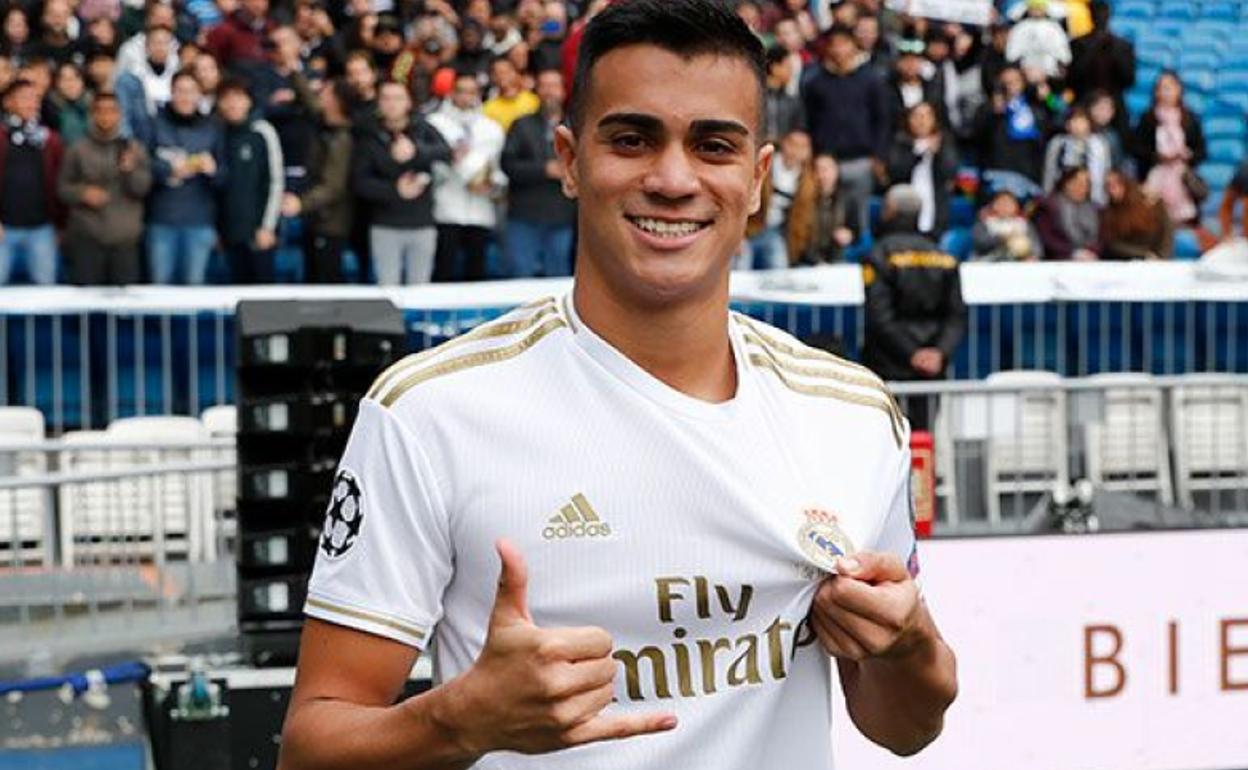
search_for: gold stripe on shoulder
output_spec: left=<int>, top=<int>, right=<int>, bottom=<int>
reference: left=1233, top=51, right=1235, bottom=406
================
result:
left=367, top=299, right=558, bottom=400
left=749, top=354, right=903, bottom=448
left=305, top=597, right=427, bottom=640
left=380, top=316, right=567, bottom=408
left=735, top=314, right=878, bottom=379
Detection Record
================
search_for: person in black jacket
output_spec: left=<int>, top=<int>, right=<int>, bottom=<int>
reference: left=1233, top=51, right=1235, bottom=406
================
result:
left=217, top=78, right=283, bottom=283
left=885, top=38, right=949, bottom=134
left=1068, top=0, right=1135, bottom=131
left=762, top=45, right=804, bottom=144
left=863, top=184, right=967, bottom=430
left=349, top=79, right=451, bottom=285
left=885, top=102, right=958, bottom=236
left=500, top=67, right=576, bottom=279
left=973, top=65, right=1055, bottom=188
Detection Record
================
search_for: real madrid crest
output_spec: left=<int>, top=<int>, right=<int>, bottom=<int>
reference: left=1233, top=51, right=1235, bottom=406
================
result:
left=796, top=508, right=855, bottom=574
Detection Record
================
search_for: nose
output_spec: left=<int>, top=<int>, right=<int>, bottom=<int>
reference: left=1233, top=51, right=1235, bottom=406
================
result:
left=641, top=142, right=701, bottom=201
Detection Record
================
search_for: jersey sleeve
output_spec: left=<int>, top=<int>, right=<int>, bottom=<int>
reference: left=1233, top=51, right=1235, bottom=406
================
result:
left=871, top=432, right=920, bottom=581
left=304, top=398, right=453, bottom=650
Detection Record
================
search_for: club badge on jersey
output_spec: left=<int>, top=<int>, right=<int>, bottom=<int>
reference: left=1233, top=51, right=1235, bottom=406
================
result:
left=796, top=508, right=855, bottom=575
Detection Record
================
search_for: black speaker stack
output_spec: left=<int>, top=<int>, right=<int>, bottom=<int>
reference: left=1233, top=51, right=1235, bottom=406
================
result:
left=234, top=300, right=407, bottom=666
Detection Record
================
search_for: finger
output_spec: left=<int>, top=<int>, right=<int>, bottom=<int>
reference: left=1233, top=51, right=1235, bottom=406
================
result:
left=815, top=600, right=894, bottom=658
left=537, top=625, right=614, bottom=662
left=561, top=711, right=678, bottom=746
left=815, top=573, right=913, bottom=629
left=545, top=657, right=617, bottom=698
left=549, top=682, right=615, bottom=729
left=491, top=539, right=532, bottom=626
left=835, top=551, right=909, bottom=584
left=811, top=610, right=867, bottom=661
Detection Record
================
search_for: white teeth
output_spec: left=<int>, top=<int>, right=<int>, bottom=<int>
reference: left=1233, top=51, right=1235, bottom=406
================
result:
left=630, top=217, right=706, bottom=238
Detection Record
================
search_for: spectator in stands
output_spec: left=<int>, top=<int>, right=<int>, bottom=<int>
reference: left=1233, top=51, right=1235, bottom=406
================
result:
left=428, top=70, right=505, bottom=281
left=292, top=0, right=335, bottom=75
left=886, top=101, right=957, bottom=237
left=1068, top=0, right=1134, bottom=125
left=82, top=17, right=118, bottom=59
left=1087, top=90, right=1127, bottom=169
left=770, top=14, right=811, bottom=97
left=193, top=51, right=222, bottom=114
left=453, top=19, right=491, bottom=83
left=0, top=78, right=63, bottom=285
left=1043, top=105, right=1110, bottom=205
left=217, top=78, right=282, bottom=283
left=1218, top=159, right=1248, bottom=241
left=483, top=55, right=538, bottom=132
left=762, top=45, right=805, bottom=144
left=1134, top=71, right=1207, bottom=229
left=792, top=153, right=858, bottom=264
left=501, top=67, right=574, bottom=278
left=252, top=26, right=316, bottom=193
left=975, top=65, right=1052, bottom=189
left=802, top=25, right=888, bottom=237
left=282, top=78, right=353, bottom=283
left=971, top=188, right=1042, bottom=261
left=350, top=79, right=450, bottom=285
left=84, top=51, right=114, bottom=94
left=113, top=23, right=177, bottom=143
left=745, top=128, right=812, bottom=270
left=766, top=0, right=818, bottom=46
left=1034, top=166, right=1101, bottom=260
left=343, top=50, right=378, bottom=125
left=886, top=37, right=947, bottom=132
left=146, top=70, right=224, bottom=285
left=1, top=7, right=32, bottom=62
left=853, top=15, right=892, bottom=80
left=116, top=3, right=178, bottom=78
left=48, top=61, right=89, bottom=145
left=863, top=184, right=966, bottom=430
left=57, top=91, right=150, bottom=284
left=32, top=0, right=81, bottom=67
left=206, top=0, right=276, bottom=73
left=1101, top=168, right=1173, bottom=260
left=1005, top=0, right=1070, bottom=82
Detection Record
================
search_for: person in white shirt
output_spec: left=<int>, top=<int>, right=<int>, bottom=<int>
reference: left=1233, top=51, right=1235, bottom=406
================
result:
left=427, top=70, right=506, bottom=282
left=277, top=2, right=958, bottom=769
left=1005, top=0, right=1071, bottom=80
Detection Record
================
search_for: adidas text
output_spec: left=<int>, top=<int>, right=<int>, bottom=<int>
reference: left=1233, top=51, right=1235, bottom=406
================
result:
left=543, top=521, right=612, bottom=539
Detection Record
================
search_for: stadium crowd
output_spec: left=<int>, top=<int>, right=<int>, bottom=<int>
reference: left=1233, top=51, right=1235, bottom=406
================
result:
left=0, top=0, right=1230, bottom=285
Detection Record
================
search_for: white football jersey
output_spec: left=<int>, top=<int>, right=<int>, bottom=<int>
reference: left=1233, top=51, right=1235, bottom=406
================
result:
left=305, top=293, right=918, bottom=770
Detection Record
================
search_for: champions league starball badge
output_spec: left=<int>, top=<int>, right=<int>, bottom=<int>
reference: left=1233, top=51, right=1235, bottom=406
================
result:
left=796, top=508, right=855, bottom=574
left=321, top=469, right=363, bottom=559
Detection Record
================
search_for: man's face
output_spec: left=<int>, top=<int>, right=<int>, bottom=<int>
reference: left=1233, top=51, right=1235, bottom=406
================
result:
left=853, top=18, right=878, bottom=51
left=490, top=59, right=517, bottom=92
left=896, top=53, right=922, bottom=81
left=91, top=97, right=121, bottom=134
left=378, top=82, right=410, bottom=122
left=535, top=70, right=564, bottom=111
left=555, top=46, right=771, bottom=307
left=1000, top=68, right=1023, bottom=96
left=451, top=75, right=479, bottom=110
left=218, top=89, right=251, bottom=123
left=42, top=0, right=69, bottom=34
left=774, top=20, right=802, bottom=53
left=243, top=0, right=269, bottom=20
left=273, top=27, right=301, bottom=62
left=828, top=33, right=857, bottom=69
left=194, top=53, right=220, bottom=91
left=170, top=75, right=201, bottom=115
left=147, top=29, right=173, bottom=63
left=5, top=84, right=38, bottom=121
left=346, top=58, right=375, bottom=93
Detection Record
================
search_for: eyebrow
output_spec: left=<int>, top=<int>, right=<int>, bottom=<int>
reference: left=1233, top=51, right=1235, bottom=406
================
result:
left=595, top=112, right=751, bottom=139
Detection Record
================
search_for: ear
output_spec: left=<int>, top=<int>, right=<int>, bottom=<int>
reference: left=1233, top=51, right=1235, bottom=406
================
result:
left=748, top=141, right=775, bottom=216
left=554, top=124, right=579, bottom=200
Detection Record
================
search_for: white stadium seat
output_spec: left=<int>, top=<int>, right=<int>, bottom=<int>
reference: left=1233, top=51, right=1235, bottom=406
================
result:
left=1083, top=373, right=1175, bottom=505
left=0, top=406, right=50, bottom=567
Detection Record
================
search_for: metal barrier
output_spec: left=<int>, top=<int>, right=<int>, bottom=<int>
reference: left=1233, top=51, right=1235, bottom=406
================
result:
left=0, top=441, right=237, bottom=669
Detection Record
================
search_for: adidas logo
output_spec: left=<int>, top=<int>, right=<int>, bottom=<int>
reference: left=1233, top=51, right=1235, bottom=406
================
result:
left=542, top=493, right=612, bottom=540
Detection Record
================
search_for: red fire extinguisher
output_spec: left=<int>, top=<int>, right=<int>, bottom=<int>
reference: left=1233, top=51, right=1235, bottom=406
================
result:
left=910, top=431, right=935, bottom=538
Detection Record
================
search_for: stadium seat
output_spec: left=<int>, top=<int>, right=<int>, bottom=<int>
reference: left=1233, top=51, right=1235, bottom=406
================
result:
left=1136, top=48, right=1176, bottom=70
left=1203, top=98, right=1246, bottom=118
left=1179, top=31, right=1228, bottom=55
left=1182, top=69, right=1215, bottom=94
left=1209, top=138, right=1246, bottom=164
left=1200, top=2, right=1238, bottom=21
left=1114, top=0, right=1155, bottom=18
left=1158, top=0, right=1198, bottom=20
left=200, top=405, right=237, bottom=540
left=1173, top=228, right=1204, bottom=259
left=949, top=197, right=975, bottom=228
left=1178, top=51, right=1221, bottom=72
left=1199, top=162, right=1238, bottom=190
left=1215, top=69, right=1248, bottom=92
left=1170, top=376, right=1248, bottom=509
left=1186, top=92, right=1208, bottom=114
left=1216, top=91, right=1248, bottom=114
left=1150, top=19, right=1188, bottom=36
left=1204, top=115, right=1245, bottom=140
left=978, top=371, right=1069, bottom=523
left=1135, top=64, right=1163, bottom=88
left=0, top=406, right=50, bottom=566
left=939, top=227, right=973, bottom=260
left=1125, top=90, right=1152, bottom=120
left=1083, top=373, right=1175, bottom=505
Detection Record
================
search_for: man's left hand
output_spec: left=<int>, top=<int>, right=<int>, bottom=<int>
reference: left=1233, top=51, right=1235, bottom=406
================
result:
left=810, top=552, right=925, bottom=663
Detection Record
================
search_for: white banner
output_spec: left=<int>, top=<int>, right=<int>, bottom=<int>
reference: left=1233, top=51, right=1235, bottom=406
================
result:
left=833, top=529, right=1248, bottom=770
left=884, top=0, right=995, bottom=26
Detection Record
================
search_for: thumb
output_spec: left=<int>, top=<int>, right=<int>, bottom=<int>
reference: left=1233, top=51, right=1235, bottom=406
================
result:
left=490, top=539, right=533, bottom=627
left=835, top=551, right=908, bottom=584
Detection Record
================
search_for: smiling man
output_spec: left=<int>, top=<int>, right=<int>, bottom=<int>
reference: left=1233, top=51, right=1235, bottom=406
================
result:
left=277, top=2, right=956, bottom=769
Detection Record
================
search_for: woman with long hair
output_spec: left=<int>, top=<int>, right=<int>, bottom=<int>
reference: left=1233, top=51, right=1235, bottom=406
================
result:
left=1, top=7, right=31, bottom=62
left=1100, top=169, right=1174, bottom=260
left=1133, top=71, right=1207, bottom=227
left=886, top=101, right=959, bottom=236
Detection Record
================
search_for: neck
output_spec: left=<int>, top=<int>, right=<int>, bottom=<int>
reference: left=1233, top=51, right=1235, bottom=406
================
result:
left=572, top=267, right=736, bottom=404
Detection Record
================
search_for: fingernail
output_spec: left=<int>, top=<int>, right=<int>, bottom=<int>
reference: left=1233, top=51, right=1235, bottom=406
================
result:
left=660, top=715, right=678, bottom=730
left=837, top=557, right=860, bottom=573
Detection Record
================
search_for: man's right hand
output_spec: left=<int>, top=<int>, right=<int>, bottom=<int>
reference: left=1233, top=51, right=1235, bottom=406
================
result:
left=433, top=540, right=677, bottom=758
left=81, top=186, right=111, bottom=208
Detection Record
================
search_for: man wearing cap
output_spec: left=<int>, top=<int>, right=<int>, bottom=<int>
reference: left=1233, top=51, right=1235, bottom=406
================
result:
left=886, top=38, right=948, bottom=134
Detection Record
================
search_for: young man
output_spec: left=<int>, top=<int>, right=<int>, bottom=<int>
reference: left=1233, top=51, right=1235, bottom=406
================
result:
left=500, top=67, right=575, bottom=278
left=57, top=91, right=152, bottom=285
left=0, top=78, right=63, bottom=285
left=279, top=2, right=957, bottom=769
left=216, top=78, right=283, bottom=284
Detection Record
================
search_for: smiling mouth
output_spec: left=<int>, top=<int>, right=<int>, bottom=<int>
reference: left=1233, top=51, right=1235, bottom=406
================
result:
left=626, top=215, right=713, bottom=239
